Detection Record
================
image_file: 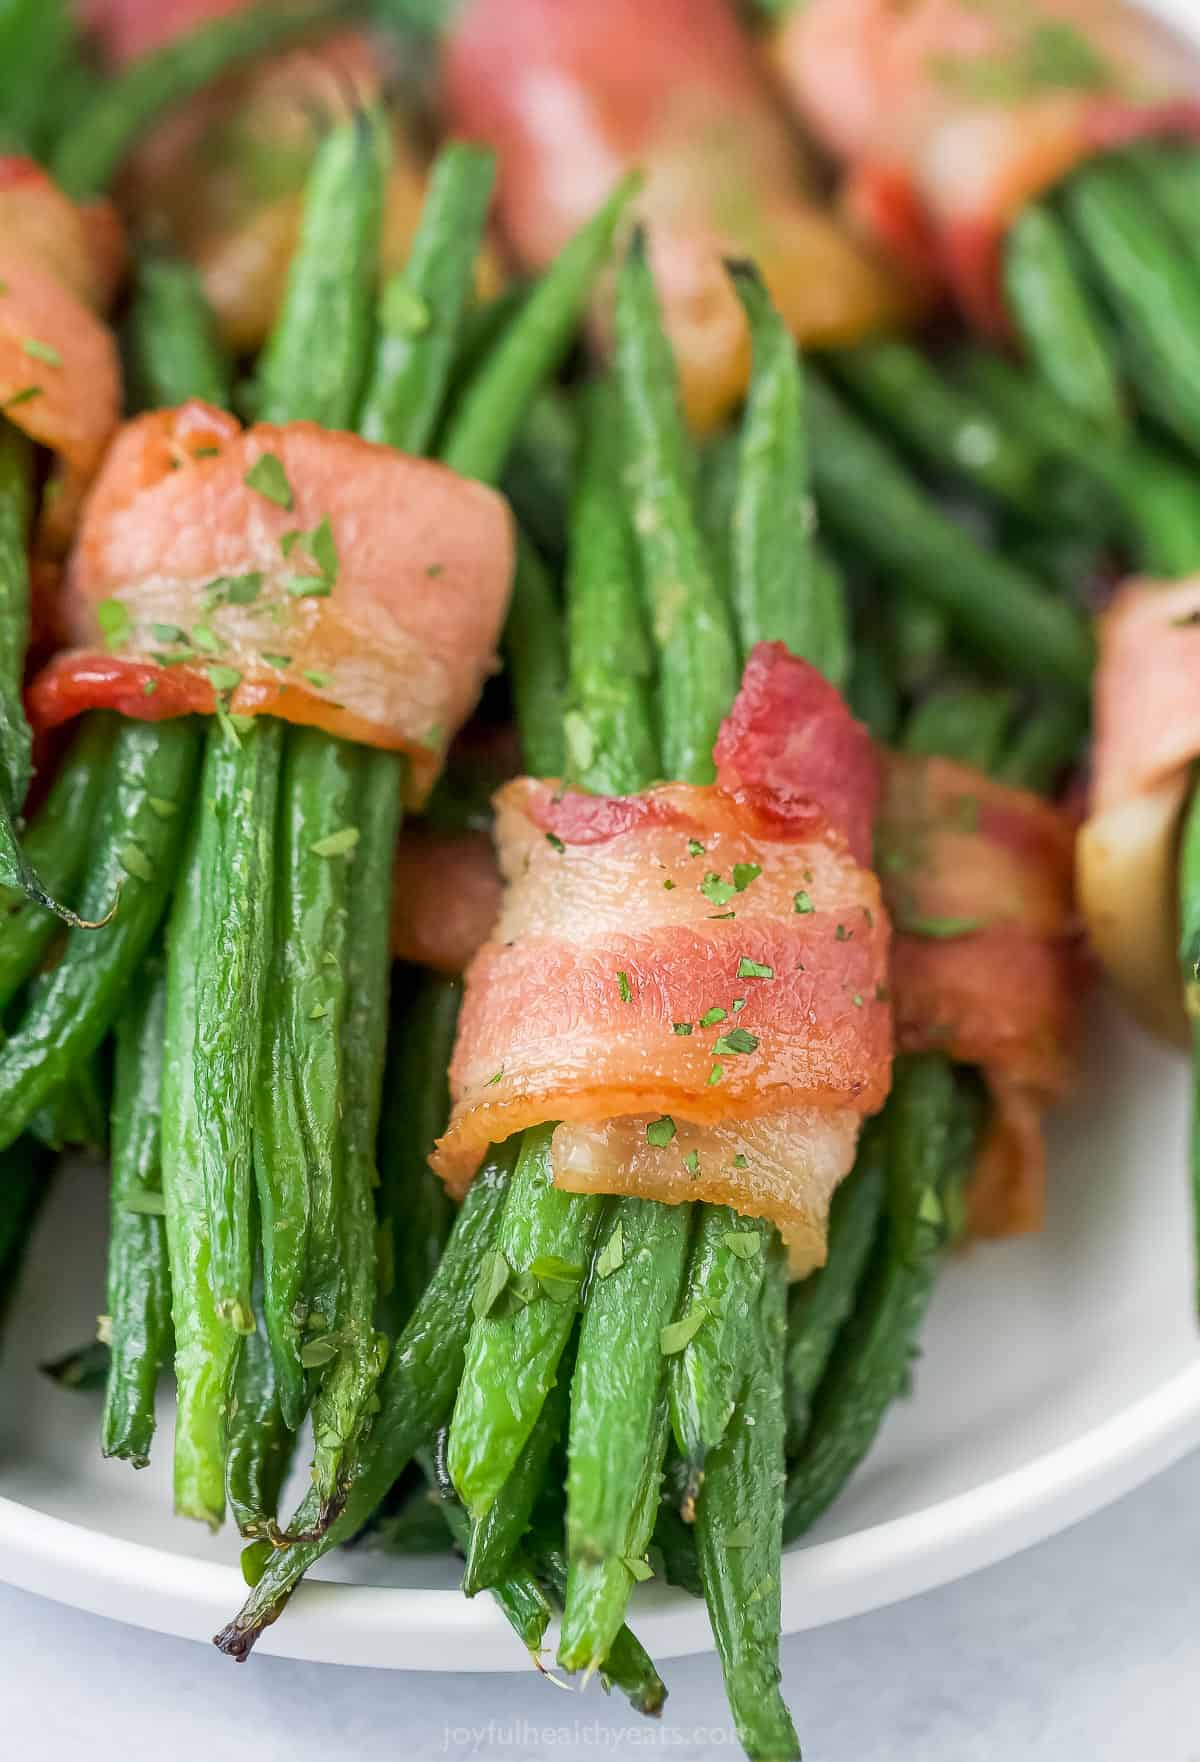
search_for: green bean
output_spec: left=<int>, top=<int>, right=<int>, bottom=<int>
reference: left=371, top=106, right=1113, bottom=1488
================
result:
left=448, top=1126, right=604, bottom=1521
left=193, top=718, right=283, bottom=1336
left=650, top=1481, right=703, bottom=1598
left=616, top=232, right=739, bottom=781
left=784, top=1143, right=886, bottom=1455
left=377, top=972, right=458, bottom=1337
left=727, top=263, right=816, bottom=658
left=695, top=1232, right=799, bottom=1762
left=667, top=1208, right=771, bottom=1504
left=0, top=0, right=73, bottom=156
left=502, top=388, right=579, bottom=568
left=832, top=336, right=1048, bottom=517
left=127, top=250, right=233, bottom=412
left=534, top=1546, right=669, bottom=1716
left=102, top=954, right=172, bottom=1467
left=890, top=597, right=948, bottom=699
left=807, top=371, right=1094, bottom=695
left=0, top=1136, right=49, bottom=1338
left=848, top=623, right=901, bottom=744
left=1179, top=785, right=1200, bottom=1319
left=1063, top=156, right=1200, bottom=460
left=505, top=535, right=568, bottom=778
left=162, top=814, right=240, bottom=1527
left=226, top=1289, right=298, bottom=1539
left=463, top=1334, right=573, bottom=1596
left=563, top=380, right=657, bottom=795
left=695, top=429, right=740, bottom=614
left=308, top=744, right=400, bottom=1514
left=423, top=1461, right=555, bottom=1658
left=441, top=171, right=640, bottom=486
left=994, top=699, right=1087, bottom=796
left=361, top=143, right=496, bottom=454
left=954, top=346, right=1200, bottom=576
left=28, top=1049, right=109, bottom=1152
left=902, top=684, right=1016, bottom=774
left=357, top=1471, right=451, bottom=1557
left=0, top=716, right=116, bottom=1015
left=255, top=111, right=386, bottom=430
left=783, top=1056, right=973, bottom=1540
left=51, top=1, right=348, bottom=199
left=1125, top=142, right=1200, bottom=271
left=811, top=544, right=852, bottom=694
left=0, top=719, right=201, bottom=1149
left=1004, top=202, right=1126, bottom=436
left=558, top=1208, right=686, bottom=1671
left=214, top=1142, right=517, bottom=1656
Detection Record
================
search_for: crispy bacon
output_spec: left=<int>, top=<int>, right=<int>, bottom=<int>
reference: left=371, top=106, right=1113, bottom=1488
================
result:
left=391, top=828, right=503, bottom=976
left=0, top=159, right=123, bottom=552
left=879, top=751, right=1082, bottom=1236
left=442, top=0, right=914, bottom=433
left=1079, top=574, right=1200, bottom=1043
left=433, top=646, right=890, bottom=1272
left=30, top=402, right=515, bottom=806
left=772, top=0, right=1200, bottom=335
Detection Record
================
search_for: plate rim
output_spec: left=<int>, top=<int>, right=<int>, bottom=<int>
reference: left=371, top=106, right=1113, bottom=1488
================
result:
left=2, top=1356, right=1198, bottom=1669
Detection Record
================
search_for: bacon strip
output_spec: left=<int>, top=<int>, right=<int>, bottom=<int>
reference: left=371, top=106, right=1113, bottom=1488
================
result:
left=772, top=0, right=1200, bottom=335
left=0, top=160, right=122, bottom=551
left=442, top=0, right=914, bottom=433
left=391, top=828, right=503, bottom=977
left=30, top=402, right=515, bottom=806
left=879, top=751, right=1082, bottom=1236
left=1079, top=574, right=1200, bottom=1043
left=433, top=646, right=890, bottom=1272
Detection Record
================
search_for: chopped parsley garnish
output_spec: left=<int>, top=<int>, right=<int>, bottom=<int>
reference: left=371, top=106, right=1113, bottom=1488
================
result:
left=683, top=1149, right=699, bottom=1177
left=280, top=514, right=338, bottom=595
left=190, top=624, right=221, bottom=653
left=381, top=277, right=430, bottom=336
left=310, top=825, right=360, bottom=859
left=595, top=1222, right=625, bottom=1279
left=835, top=924, right=852, bottom=941
left=700, top=871, right=736, bottom=907
left=645, top=1116, right=676, bottom=1148
left=617, top=970, right=632, bottom=1003
left=900, top=915, right=987, bottom=939
left=118, top=842, right=154, bottom=883
left=206, top=663, right=242, bottom=694
left=725, top=1519, right=754, bottom=1549
left=707, top=1061, right=724, bottom=1086
left=672, top=1021, right=694, bottom=1036
left=793, top=890, right=814, bottom=915
left=471, top=1248, right=511, bottom=1321
left=623, top=1556, right=654, bottom=1583
left=687, top=838, right=705, bottom=857
left=262, top=652, right=292, bottom=669
left=485, top=1067, right=504, bottom=1087
left=244, top=451, right=293, bottom=508
left=699, top=1006, right=727, bottom=1027
left=21, top=337, right=61, bottom=367
left=853, top=993, right=863, bottom=1008
left=147, top=797, right=178, bottom=819
left=660, top=1304, right=708, bottom=1355
left=4, top=385, right=41, bottom=408
left=737, top=957, right=774, bottom=980
left=204, top=570, right=263, bottom=608
left=732, top=862, right=761, bottom=892
left=663, top=878, right=676, bottom=891
left=713, top=1028, right=757, bottom=1056
left=709, top=910, right=736, bottom=920
left=96, top=598, right=131, bottom=651
left=731, top=1153, right=748, bottom=1170
left=151, top=623, right=187, bottom=645
left=545, top=832, right=565, bottom=854
left=732, top=998, right=746, bottom=1012
left=528, top=1254, right=583, bottom=1304
left=302, top=669, right=331, bottom=688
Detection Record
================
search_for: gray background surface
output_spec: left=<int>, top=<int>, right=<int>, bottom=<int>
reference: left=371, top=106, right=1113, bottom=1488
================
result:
left=5, top=1449, right=1199, bottom=1761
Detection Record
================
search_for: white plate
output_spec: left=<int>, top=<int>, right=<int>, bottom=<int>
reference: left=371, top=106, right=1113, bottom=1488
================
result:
left=1, top=994, right=1199, bottom=1667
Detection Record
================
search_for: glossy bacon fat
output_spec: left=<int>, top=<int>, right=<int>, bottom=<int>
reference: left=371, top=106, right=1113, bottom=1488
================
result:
left=434, top=645, right=891, bottom=1273
left=0, top=160, right=122, bottom=551
left=443, top=0, right=913, bottom=433
left=879, top=752, right=1082, bottom=1236
left=772, top=0, right=1200, bottom=335
left=1079, top=576, right=1200, bottom=1044
left=30, top=403, right=515, bottom=807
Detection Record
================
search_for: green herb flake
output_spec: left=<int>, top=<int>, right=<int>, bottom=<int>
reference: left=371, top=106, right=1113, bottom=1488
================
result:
left=471, top=1247, right=511, bottom=1321
left=902, top=914, right=988, bottom=938
left=853, top=993, right=863, bottom=1008
left=699, top=1006, right=727, bottom=1027
left=731, top=1153, right=748, bottom=1169
left=683, top=1149, right=700, bottom=1177
left=623, top=1556, right=654, bottom=1584
left=709, top=910, right=737, bottom=920
left=918, top=1188, right=944, bottom=1229
left=283, top=572, right=330, bottom=598
left=191, top=445, right=221, bottom=460
left=122, top=1188, right=166, bottom=1216
left=485, top=1067, right=504, bottom=1087
left=746, top=1575, right=774, bottom=1606
left=302, top=669, right=332, bottom=689
left=151, top=623, right=187, bottom=645
left=426, top=561, right=444, bottom=578
left=118, top=842, right=154, bottom=883
left=663, top=877, right=676, bottom=890
left=726, top=1518, right=754, bottom=1549
left=687, top=838, right=705, bottom=857
left=645, top=1115, right=676, bottom=1148
left=299, top=1337, right=338, bottom=1369
left=545, top=831, right=566, bottom=854
left=96, top=598, right=131, bottom=651
left=190, top=623, right=221, bottom=653
left=660, top=1304, right=708, bottom=1355
left=381, top=276, right=431, bottom=336
left=617, top=970, right=632, bottom=1003
left=206, top=663, right=242, bottom=694
left=700, top=871, right=736, bottom=907
left=672, top=1021, right=693, bottom=1036
left=141, top=678, right=158, bottom=696
left=204, top=570, right=263, bottom=608
left=21, top=337, right=61, bottom=367
left=596, top=1221, right=625, bottom=1279
left=528, top=1254, right=583, bottom=1304
left=722, top=1231, right=761, bottom=1261
left=262, top=652, right=292, bottom=669
left=309, top=1002, right=328, bottom=1020
left=732, top=862, right=761, bottom=892
left=732, top=997, right=746, bottom=1012
left=310, top=825, right=360, bottom=859
left=147, top=797, right=177, bottom=820
left=4, top=385, right=41, bottom=408
left=707, top=1061, right=724, bottom=1086
left=793, top=890, right=814, bottom=915
left=244, top=451, right=293, bottom=508
left=713, top=1028, right=757, bottom=1056
left=737, top=957, right=774, bottom=980
left=835, top=924, right=852, bottom=942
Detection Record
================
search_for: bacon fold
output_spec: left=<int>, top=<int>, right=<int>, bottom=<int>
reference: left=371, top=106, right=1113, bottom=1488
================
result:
left=879, top=751, right=1082, bottom=1236
left=30, top=402, right=515, bottom=806
left=433, top=645, right=890, bottom=1273
left=772, top=0, right=1200, bottom=336
left=443, top=0, right=914, bottom=433
left=0, top=159, right=123, bottom=551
